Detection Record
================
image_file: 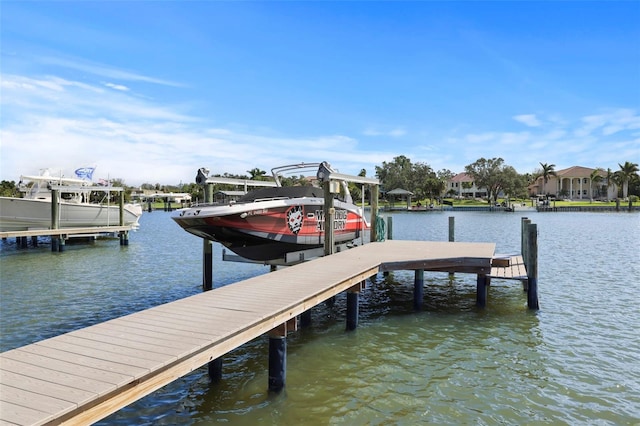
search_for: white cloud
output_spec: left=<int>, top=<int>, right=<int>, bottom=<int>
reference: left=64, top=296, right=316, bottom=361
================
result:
left=39, top=56, right=185, bottom=87
left=363, top=126, right=406, bottom=138
left=2, top=71, right=638, bottom=187
left=0, top=74, right=394, bottom=185
left=513, top=114, right=541, bottom=127
left=104, top=82, right=129, bottom=91
left=575, top=109, right=640, bottom=137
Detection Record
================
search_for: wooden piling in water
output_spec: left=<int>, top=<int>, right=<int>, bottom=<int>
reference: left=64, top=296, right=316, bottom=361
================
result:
left=346, top=282, right=364, bottom=331
left=208, top=358, right=223, bottom=383
left=449, top=216, right=455, bottom=279
left=323, top=181, right=336, bottom=256
left=526, top=223, right=539, bottom=310
left=300, top=310, right=312, bottom=328
left=346, top=292, right=359, bottom=331
left=448, top=216, right=455, bottom=242
left=476, top=274, right=488, bottom=307
left=414, top=269, right=424, bottom=311
left=51, top=189, right=60, bottom=252
left=202, top=241, right=213, bottom=291
left=268, top=335, right=286, bottom=393
left=370, top=185, right=379, bottom=242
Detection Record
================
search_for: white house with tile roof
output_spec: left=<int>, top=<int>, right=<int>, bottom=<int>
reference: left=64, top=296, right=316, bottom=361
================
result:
left=528, top=166, right=617, bottom=200
left=447, top=172, right=488, bottom=199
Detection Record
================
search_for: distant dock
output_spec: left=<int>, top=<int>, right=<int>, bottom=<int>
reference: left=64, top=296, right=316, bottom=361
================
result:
left=1, top=225, right=135, bottom=250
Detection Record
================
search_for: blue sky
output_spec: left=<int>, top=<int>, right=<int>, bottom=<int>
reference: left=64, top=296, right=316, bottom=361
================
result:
left=1, top=1, right=639, bottom=186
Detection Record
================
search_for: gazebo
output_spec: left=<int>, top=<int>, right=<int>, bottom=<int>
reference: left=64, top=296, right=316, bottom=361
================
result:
left=386, top=188, right=414, bottom=209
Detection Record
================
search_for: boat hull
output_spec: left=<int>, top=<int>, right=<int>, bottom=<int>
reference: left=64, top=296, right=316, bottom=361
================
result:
left=172, top=198, right=367, bottom=261
left=0, top=197, right=142, bottom=232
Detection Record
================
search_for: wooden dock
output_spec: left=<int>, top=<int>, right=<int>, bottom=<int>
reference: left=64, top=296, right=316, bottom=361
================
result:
left=490, top=255, right=528, bottom=280
left=1, top=226, right=135, bottom=250
left=0, top=226, right=134, bottom=240
left=0, top=240, right=532, bottom=425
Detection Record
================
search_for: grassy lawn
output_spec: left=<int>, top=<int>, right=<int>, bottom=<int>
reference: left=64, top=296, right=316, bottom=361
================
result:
left=382, top=198, right=639, bottom=208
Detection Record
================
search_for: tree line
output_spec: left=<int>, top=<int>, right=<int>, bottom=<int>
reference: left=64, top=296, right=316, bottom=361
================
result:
left=1, top=159, right=638, bottom=202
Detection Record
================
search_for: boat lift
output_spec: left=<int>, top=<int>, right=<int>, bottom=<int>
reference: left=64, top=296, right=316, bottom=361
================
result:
left=194, top=163, right=380, bottom=286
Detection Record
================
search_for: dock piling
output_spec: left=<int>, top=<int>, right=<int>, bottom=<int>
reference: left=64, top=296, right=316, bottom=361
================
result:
left=268, top=335, right=286, bottom=393
left=208, top=358, right=223, bottom=383
left=448, top=216, right=455, bottom=279
left=203, top=240, right=213, bottom=291
left=346, top=282, right=365, bottom=331
left=300, top=310, right=312, bottom=328
left=526, top=223, right=539, bottom=310
left=268, top=319, right=297, bottom=393
left=476, top=274, right=488, bottom=307
left=413, top=269, right=424, bottom=311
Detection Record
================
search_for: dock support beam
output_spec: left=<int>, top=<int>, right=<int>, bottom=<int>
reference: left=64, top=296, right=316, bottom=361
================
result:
left=300, top=310, right=312, bottom=328
left=448, top=216, right=455, bottom=279
left=413, top=269, right=424, bottom=311
left=119, top=231, right=129, bottom=246
left=476, top=274, right=488, bottom=307
left=526, top=223, right=539, bottom=310
left=370, top=185, right=379, bottom=242
left=346, top=282, right=364, bottom=331
left=51, top=189, right=60, bottom=252
left=268, top=336, right=286, bottom=393
left=208, top=358, right=223, bottom=383
left=323, top=181, right=335, bottom=256
left=346, top=293, right=359, bottom=331
left=267, top=319, right=296, bottom=393
left=203, top=240, right=213, bottom=291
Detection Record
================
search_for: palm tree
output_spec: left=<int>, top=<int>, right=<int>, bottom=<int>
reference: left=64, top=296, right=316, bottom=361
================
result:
left=589, top=169, right=603, bottom=201
left=616, top=161, right=639, bottom=199
left=603, top=168, right=614, bottom=201
left=539, top=162, right=557, bottom=196
left=247, top=168, right=267, bottom=181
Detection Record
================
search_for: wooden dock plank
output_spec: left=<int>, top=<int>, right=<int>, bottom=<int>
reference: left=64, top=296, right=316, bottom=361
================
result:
left=0, top=226, right=134, bottom=240
left=33, top=339, right=163, bottom=370
left=0, top=240, right=499, bottom=425
left=0, top=350, right=132, bottom=387
left=11, top=346, right=147, bottom=379
left=489, top=255, right=527, bottom=280
left=1, top=358, right=113, bottom=397
left=69, top=329, right=194, bottom=359
left=0, top=380, right=77, bottom=415
left=0, top=369, right=95, bottom=409
left=0, top=400, right=51, bottom=426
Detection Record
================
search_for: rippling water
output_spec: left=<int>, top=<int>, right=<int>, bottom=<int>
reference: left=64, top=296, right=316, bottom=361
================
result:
left=1, top=210, right=639, bottom=424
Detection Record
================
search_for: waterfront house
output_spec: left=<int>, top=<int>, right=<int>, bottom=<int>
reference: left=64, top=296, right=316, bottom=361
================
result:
left=447, top=173, right=488, bottom=199
left=528, top=166, right=617, bottom=200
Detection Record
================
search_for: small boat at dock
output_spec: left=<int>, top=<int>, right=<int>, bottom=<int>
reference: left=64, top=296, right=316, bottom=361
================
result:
left=171, top=162, right=369, bottom=261
left=0, top=169, right=142, bottom=232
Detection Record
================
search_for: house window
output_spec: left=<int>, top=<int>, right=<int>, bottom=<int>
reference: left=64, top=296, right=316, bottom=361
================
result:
left=583, top=178, right=588, bottom=184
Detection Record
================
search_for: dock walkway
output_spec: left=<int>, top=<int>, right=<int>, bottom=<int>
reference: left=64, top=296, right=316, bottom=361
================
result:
left=0, top=226, right=134, bottom=240
left=1, top=240, right=517, bottom=425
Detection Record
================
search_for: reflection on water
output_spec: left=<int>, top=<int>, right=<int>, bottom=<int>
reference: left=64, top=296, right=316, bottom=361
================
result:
left=1, top=211, right=639, bottom=424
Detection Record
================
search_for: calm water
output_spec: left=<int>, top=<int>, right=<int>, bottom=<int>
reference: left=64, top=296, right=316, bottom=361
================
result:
left=1, top=210, right=639, bottom=425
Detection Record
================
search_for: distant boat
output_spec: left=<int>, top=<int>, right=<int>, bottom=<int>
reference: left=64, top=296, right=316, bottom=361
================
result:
left=0, top=170, right=142, bottom=232
left=171, top=162, right=369, bottom=262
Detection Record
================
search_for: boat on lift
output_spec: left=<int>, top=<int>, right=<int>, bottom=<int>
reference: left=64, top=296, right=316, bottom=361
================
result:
left=0, top=168, right=142, bottom=232
left=171, top=162, right=369, bottom=262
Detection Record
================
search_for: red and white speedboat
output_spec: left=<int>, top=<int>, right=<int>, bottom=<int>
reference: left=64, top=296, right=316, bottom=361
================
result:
left=171, top=163, right=369, bottom=262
